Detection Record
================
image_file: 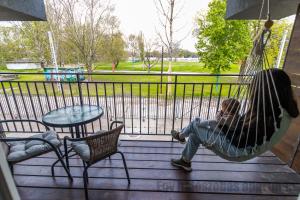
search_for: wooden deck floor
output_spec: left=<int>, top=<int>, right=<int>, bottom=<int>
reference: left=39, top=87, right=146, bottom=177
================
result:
left=14, top=140, right=300, bottom=200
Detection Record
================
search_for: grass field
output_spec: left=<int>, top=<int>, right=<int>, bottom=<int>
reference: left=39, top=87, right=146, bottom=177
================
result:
left=0, top=62, right=242, bottom=97
left=94, top=61, right=241, bottom=74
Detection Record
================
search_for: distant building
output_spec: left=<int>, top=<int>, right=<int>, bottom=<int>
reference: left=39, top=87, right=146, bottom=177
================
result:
left=6, top=59, right=41, bottom=70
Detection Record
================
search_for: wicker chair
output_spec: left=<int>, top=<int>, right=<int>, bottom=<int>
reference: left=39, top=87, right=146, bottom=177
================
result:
left=63, top=121, right=129, bottom=200
left=0, top=119, right=73, bottom=181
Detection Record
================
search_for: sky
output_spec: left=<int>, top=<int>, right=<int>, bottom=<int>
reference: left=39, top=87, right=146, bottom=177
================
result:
left=112, top=0, right=212, bottom=52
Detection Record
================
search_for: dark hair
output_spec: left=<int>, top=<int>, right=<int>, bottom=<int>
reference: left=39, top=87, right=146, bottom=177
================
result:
left=222, top=98, right=241, bottom=115
left=269, top=69, right=299, bottom=117
left=237, top=69, right=299, bottom=147
left=248, top=69, right=299, bottom=120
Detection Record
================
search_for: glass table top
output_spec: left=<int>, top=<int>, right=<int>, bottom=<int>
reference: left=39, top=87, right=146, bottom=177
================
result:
left=42, top=105, right=103, bottom=127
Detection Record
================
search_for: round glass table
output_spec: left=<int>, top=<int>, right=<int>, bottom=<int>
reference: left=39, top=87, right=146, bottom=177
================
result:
left=42, top=105, right=103, bottom=138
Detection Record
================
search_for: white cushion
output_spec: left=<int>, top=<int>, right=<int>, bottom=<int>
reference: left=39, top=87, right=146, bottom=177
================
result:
left=6, top=130, right=61, bottom=163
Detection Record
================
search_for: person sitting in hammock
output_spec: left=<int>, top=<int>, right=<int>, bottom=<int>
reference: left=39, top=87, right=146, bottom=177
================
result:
left=171, top=98, right=241, bottom=144
left=170, top=69, right=299, bottom=172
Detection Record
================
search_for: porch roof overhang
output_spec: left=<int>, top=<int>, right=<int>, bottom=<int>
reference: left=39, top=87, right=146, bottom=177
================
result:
left=0, top=0, right=46, bottom=21
left=226, top=0, right=300, bottom=20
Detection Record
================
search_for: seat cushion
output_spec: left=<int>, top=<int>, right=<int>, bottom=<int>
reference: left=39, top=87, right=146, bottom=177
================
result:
left=69, top=130, right=107, bottom=162
left=6, top=130, right=61, bottom=163
left=71, top=141, right=90, bottom=162
left=70, top=130, right=122, bottom=162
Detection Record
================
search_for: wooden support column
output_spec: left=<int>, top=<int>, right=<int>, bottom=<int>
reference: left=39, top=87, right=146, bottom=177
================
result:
left=272, top=4, right=300, bottom=173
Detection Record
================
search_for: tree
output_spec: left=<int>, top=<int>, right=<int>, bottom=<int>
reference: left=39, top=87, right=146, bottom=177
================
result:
left=178, top=49, right=197, bottom=58
left=265, top=20, right=292, bottom=67
left=20, top=22, right=51, bottom=63
left=46, top=0, right=78, bottom=65
left=0, top=26, right=24, bottom=63
left=101, top=16, right=127, bottom=71
left=128, top=34, right=138, bottom=65
left=137, top=32, right=145, bottom=62
left=196, top=0, right=252, bottom=74
left=0, top=23, right=51, bottom=64
left=154, top=0, right=186, bottom=93
left=143, top=39, right=159, bottom=73
left=57, top=0, right=114, bottom=80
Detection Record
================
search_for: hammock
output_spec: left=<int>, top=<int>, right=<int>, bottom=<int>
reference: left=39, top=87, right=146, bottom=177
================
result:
left=201, top=3, right=293, bottom=162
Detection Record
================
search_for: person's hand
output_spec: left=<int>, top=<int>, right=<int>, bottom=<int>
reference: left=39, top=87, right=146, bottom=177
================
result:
left=219, top=110, right=224, bottom=116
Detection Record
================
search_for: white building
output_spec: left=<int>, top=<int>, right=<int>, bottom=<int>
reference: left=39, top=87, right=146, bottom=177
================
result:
left=6, top=60, right=41, bottom=70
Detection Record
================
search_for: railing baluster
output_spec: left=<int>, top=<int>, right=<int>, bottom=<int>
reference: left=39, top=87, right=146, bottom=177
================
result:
left=77, top=73, right=83, bottom=106
left=25, top=82, right=36, bottom=132
left=139, top=83, right=142, bottom=134
left=1, top=82, right=17, bottom=131
left=60, top=82, right=67, bottom=107
left=9, top=82, right=24, bottom=131
left=34, top=82, right=44, bottom=116
left=228, top=83, right=232, bottom=98
left=51, top=82, right=59, bottom=109
left=85, top=82, right=93, bottom=133
left=130, top=84, right=133, bottom=134
left=86, top=82, right=91, bottom=105
left=216, top=84, right=223, bottom=114
left=172, top=75, right=178, bottom=133
left=18, top=82, right=33, bottom=132
left=163, top=82, right=168, bottom=135
left=113, top=83, right=117, bottom=128
left=50, top=82, right=61, bottom=132
left=155, top=83, right=159, bottom=135
left=147, top=83, right=150, bottom=135
left=69, top=82, right=75, bottom=106
left=180, top=84, right=186, bottom=130
left=103, top=82, right=109, bottom=130
left=0, top=92, right=9, bottom=131
left=95, top=83, right=102, bottom=130
left=189, top=83, right=195, bottom=123
left=43, top=82, right=51, bottom=111
left=18, top=82, right=32, bottom=131
left=121, top=83, right=125, bottom=134
left=198, top=83, right=204, bottom=119
left=207, top=84, right=213, bottom=120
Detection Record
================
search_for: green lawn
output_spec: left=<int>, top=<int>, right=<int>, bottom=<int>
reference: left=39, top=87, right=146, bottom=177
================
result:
left=0, top=62, right=242, bottom=97
left=2, top=74, right=240, bottom=98
left=94, top=61, right=240, bottom=74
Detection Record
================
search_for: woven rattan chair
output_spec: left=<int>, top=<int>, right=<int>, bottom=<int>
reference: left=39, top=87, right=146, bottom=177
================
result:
left=0, top=119, right=73, bottom=181
left=63, top=121, right=129, bottom=199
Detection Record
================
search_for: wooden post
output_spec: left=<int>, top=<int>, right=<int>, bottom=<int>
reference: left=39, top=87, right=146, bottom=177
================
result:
left=272, top=4, right=300, bottom=173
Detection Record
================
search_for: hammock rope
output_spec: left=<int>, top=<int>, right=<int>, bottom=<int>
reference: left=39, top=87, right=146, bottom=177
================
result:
left=198, top=0, right=292, bottom=161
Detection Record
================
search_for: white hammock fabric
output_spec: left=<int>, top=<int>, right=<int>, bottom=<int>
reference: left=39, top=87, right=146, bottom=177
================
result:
left=204, top=109, right=291, bottom=162
left=202, top=23, right=292, bottom=161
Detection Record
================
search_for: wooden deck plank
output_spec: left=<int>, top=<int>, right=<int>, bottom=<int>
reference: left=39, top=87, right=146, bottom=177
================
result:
left=17, top=187, right=297, bottom=200
left=14, top=176, right=300, bottom=196
left=36, top=152, right=284, bottom=165
left=17, top=159, right=294, bottom=173
left=13, top=165, right=300, bottom=183
left=14, top=140, right=300, bottom=200
left=35, top=143, right=276, bottom=158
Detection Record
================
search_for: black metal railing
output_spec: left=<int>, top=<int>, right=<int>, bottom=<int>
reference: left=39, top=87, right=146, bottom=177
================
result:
left=0, top=72, right=249, bottom=135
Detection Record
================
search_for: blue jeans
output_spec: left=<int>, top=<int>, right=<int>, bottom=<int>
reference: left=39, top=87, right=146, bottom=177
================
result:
left=181, top=118, right=245, bottom=162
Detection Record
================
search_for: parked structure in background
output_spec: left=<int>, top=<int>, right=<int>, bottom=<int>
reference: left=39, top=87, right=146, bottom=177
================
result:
left=44, top=66, right=85, bottom=82
left=6, top=60, right=41, bottom=70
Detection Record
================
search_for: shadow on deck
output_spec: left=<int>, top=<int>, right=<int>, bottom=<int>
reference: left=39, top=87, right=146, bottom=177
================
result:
left=15, top=140, right=300, bottom=200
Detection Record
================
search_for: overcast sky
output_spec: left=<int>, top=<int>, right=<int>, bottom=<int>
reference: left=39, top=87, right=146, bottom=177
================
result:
left=112, top=0, right=212, bottom=52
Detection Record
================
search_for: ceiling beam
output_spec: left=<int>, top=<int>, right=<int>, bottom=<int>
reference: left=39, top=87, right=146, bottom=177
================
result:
left=226, top=0, right=300, bottom=20
left=0, top=0, right=46, bottom=21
